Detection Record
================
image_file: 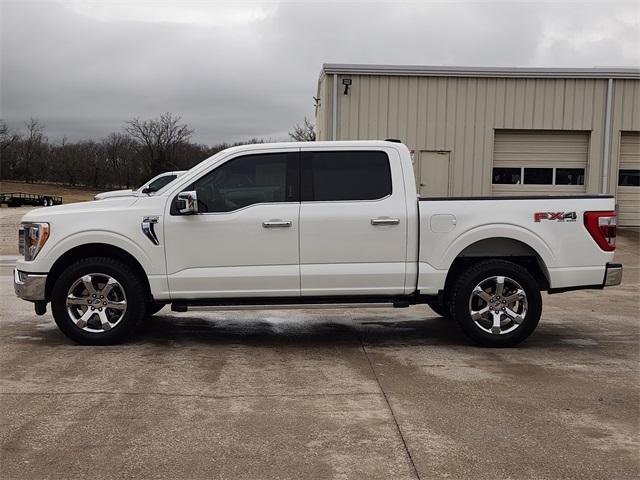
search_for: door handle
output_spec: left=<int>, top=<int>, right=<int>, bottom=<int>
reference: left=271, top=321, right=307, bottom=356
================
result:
left=371, top=217, right=400, bottom=226
left=262, top=220, right=292, bottom=228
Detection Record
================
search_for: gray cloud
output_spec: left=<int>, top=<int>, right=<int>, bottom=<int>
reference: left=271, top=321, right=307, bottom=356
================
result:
left=1, top=0, right=638, bottom=144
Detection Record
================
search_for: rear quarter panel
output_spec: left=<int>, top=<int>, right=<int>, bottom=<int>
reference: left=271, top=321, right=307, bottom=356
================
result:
left=417, top=196, right=617, bottom=292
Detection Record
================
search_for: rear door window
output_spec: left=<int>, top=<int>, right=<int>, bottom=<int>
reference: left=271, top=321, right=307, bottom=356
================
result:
left=301, top=151, right=391, bottom=201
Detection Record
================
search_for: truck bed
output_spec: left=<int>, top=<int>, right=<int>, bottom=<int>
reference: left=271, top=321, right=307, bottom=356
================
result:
left=416, top=194, right=617, bottom=294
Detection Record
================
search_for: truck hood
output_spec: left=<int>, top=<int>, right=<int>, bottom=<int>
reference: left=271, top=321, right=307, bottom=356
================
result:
left=94, top=189, right=137, bottom=200
left=21, top=197, right=140, bottom=223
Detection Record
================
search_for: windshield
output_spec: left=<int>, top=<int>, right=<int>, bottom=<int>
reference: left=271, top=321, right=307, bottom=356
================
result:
left=154, top=151, right=226, bottom=196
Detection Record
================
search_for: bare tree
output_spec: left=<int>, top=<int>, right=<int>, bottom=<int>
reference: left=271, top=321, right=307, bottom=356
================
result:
left=124, top=113, right=194, bottom=177
left=102, top=132, right=137, bottom=188
left=53, top=138, right=88, bottom=187
left=21, top=118, right=46, bottom=182
left=1, top=114, right=281, bottom=189
left=0, top=120, right=21, bottom=179
left=0, top=120, right=20, bottom=151
left=288, top=117, right=316, bottom=142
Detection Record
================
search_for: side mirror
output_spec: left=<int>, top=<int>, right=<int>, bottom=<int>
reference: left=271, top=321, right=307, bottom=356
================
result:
left=141, top=186, right=154, bottom=194
left=176, top=191, right=198, bottom=215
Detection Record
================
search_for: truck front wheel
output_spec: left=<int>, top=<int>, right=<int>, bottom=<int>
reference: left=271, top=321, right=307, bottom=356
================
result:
left=51, top=257, right=147, bottom=345
left=450, top=259, right=542, bottom=347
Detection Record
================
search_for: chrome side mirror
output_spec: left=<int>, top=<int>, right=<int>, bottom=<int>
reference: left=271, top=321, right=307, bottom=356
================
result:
left=176, top=191, right=198, bottom=215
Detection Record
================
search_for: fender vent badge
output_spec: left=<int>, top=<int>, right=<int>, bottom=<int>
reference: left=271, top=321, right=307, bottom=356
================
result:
left=142, top=216, right=160, bottom=245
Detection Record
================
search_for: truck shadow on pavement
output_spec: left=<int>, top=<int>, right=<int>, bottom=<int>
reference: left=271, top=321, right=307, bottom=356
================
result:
left=132, top=314, right=467, bottom=347
left=19, top=312, right=606, bottom=350
left=121, top=313, right=592, bottom=350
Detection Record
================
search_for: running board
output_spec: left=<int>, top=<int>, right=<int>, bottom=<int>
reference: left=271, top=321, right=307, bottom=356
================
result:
left=173, top=303, right=395, bottom=312
left=170, top=295, right=425, bottom=313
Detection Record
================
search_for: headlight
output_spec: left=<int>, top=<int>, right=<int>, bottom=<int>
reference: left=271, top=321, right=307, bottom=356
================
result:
left=21, top=222, right=50, bottom=261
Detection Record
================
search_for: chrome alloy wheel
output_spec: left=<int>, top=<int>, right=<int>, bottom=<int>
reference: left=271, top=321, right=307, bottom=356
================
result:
left=66, top=273, right=127, bottom=333
left=468, top=275, right=528, bottom=335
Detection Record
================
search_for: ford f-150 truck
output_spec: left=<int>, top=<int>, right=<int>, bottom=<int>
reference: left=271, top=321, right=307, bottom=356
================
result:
left=14, top=141, right=622, bottom=347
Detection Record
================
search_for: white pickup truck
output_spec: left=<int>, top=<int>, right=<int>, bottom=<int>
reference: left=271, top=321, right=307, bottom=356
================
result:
left=14, top=141, right=622, bottom=347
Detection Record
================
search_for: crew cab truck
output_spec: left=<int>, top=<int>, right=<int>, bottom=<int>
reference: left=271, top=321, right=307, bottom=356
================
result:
left=14, top=141, right=622, bottom=347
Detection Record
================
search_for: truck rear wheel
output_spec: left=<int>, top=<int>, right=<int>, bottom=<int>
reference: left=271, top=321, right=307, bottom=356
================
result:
left=51, top=257, right=147, bottom=345
left=450, top=259, right=542, bottom=347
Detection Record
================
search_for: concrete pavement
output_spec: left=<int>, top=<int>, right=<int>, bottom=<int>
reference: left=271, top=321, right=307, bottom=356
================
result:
left=1, top=231, right=638, bottom=479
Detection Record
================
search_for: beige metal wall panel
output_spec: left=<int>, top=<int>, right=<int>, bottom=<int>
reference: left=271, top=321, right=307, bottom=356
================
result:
left=317, top=70, right=639, bottom=198
left=609, top=80, right=640, bottom=194
left=617, top=132, right=640, bottom=226
left=314, top=74, right=332, bottom=141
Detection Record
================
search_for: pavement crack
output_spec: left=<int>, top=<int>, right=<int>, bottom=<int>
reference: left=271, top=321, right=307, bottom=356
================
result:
left=357, top=334, right=422, bottom=480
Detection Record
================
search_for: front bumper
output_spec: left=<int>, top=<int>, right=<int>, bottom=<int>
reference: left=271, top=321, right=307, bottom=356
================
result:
left=604, top=263, right=623, bottom=287
left=14, top=269, right=47, bottom=301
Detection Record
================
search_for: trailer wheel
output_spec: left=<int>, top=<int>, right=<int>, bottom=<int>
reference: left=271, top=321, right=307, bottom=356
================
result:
left=450, top=259, right=542, bottom=347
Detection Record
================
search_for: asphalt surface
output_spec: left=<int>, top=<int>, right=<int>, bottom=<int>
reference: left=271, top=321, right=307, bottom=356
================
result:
left=1, top=231, right=638, bottom=479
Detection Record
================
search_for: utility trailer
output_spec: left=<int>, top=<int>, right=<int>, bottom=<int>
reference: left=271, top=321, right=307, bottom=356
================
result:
left=0, top=192, right=62, bottom=207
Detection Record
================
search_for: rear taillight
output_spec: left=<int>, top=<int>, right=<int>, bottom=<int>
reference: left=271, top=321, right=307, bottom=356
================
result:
left=584, top=211, right=617, bottom=251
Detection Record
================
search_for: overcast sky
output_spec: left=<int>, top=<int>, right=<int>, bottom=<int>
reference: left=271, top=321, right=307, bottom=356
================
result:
left=1, top=0, right=639, bottom=144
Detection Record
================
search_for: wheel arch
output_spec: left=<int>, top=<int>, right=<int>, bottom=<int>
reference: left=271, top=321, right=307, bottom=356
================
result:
left=441, top=237, right=551, bottom=300
left=45, top=243, right=151, bottom=302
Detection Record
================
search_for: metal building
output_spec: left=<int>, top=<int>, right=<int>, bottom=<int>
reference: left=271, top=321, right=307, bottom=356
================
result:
left=314, top=64, right=640, bottom=226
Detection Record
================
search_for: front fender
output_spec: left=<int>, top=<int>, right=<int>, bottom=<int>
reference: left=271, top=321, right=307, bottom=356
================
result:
left=16, top=230, right=158, bottom=275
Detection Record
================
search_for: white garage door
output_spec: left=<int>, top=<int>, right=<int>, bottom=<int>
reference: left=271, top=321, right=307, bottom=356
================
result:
left=492, top=130, right=589, bottom=195
left=617, top=132, right=640, bottom=227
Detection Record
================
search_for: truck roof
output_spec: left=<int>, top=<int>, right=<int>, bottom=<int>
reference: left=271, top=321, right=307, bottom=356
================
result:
left=219, top=140, right=406, bottom=155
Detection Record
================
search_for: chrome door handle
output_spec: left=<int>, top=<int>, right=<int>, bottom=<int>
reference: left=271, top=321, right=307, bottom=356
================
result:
left=262, top=220, right=292, bottom=228
left=371, top=217, right=400, bottom=226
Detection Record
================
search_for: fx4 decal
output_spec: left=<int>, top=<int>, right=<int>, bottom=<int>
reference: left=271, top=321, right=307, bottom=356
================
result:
left=534, top=211, right=577, bottom=222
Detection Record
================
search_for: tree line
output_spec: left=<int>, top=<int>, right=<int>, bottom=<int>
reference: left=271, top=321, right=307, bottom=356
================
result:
left=0, top=114, right=315, bottom=190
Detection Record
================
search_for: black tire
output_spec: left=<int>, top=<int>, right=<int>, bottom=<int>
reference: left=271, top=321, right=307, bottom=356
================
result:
left=450, top=259, right=542, bottom=347
left=427, top=301, right=449, bottom=318
left=146, top=302, right=166, bottom=317
left=51, top=256, right=148, bottom=345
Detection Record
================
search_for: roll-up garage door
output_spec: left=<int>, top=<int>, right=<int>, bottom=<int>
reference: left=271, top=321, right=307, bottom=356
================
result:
left=617, top=132, right=640, bottom=227
left=492, top=130, right=589, bottom=196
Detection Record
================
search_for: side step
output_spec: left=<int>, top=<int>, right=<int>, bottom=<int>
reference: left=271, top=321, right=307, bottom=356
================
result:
left=171, top=295, right=421, bottom=313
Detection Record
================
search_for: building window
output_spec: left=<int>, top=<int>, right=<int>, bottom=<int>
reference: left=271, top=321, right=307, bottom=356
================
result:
left=492, top=167, right=585, bottom=186
left=492, top=167, right=521, bottom=184
left=555, top=168, right=585, bottom=185
left=619, top=169, right=640, bottom=187
left=523, top=168, right=553, bottom=185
